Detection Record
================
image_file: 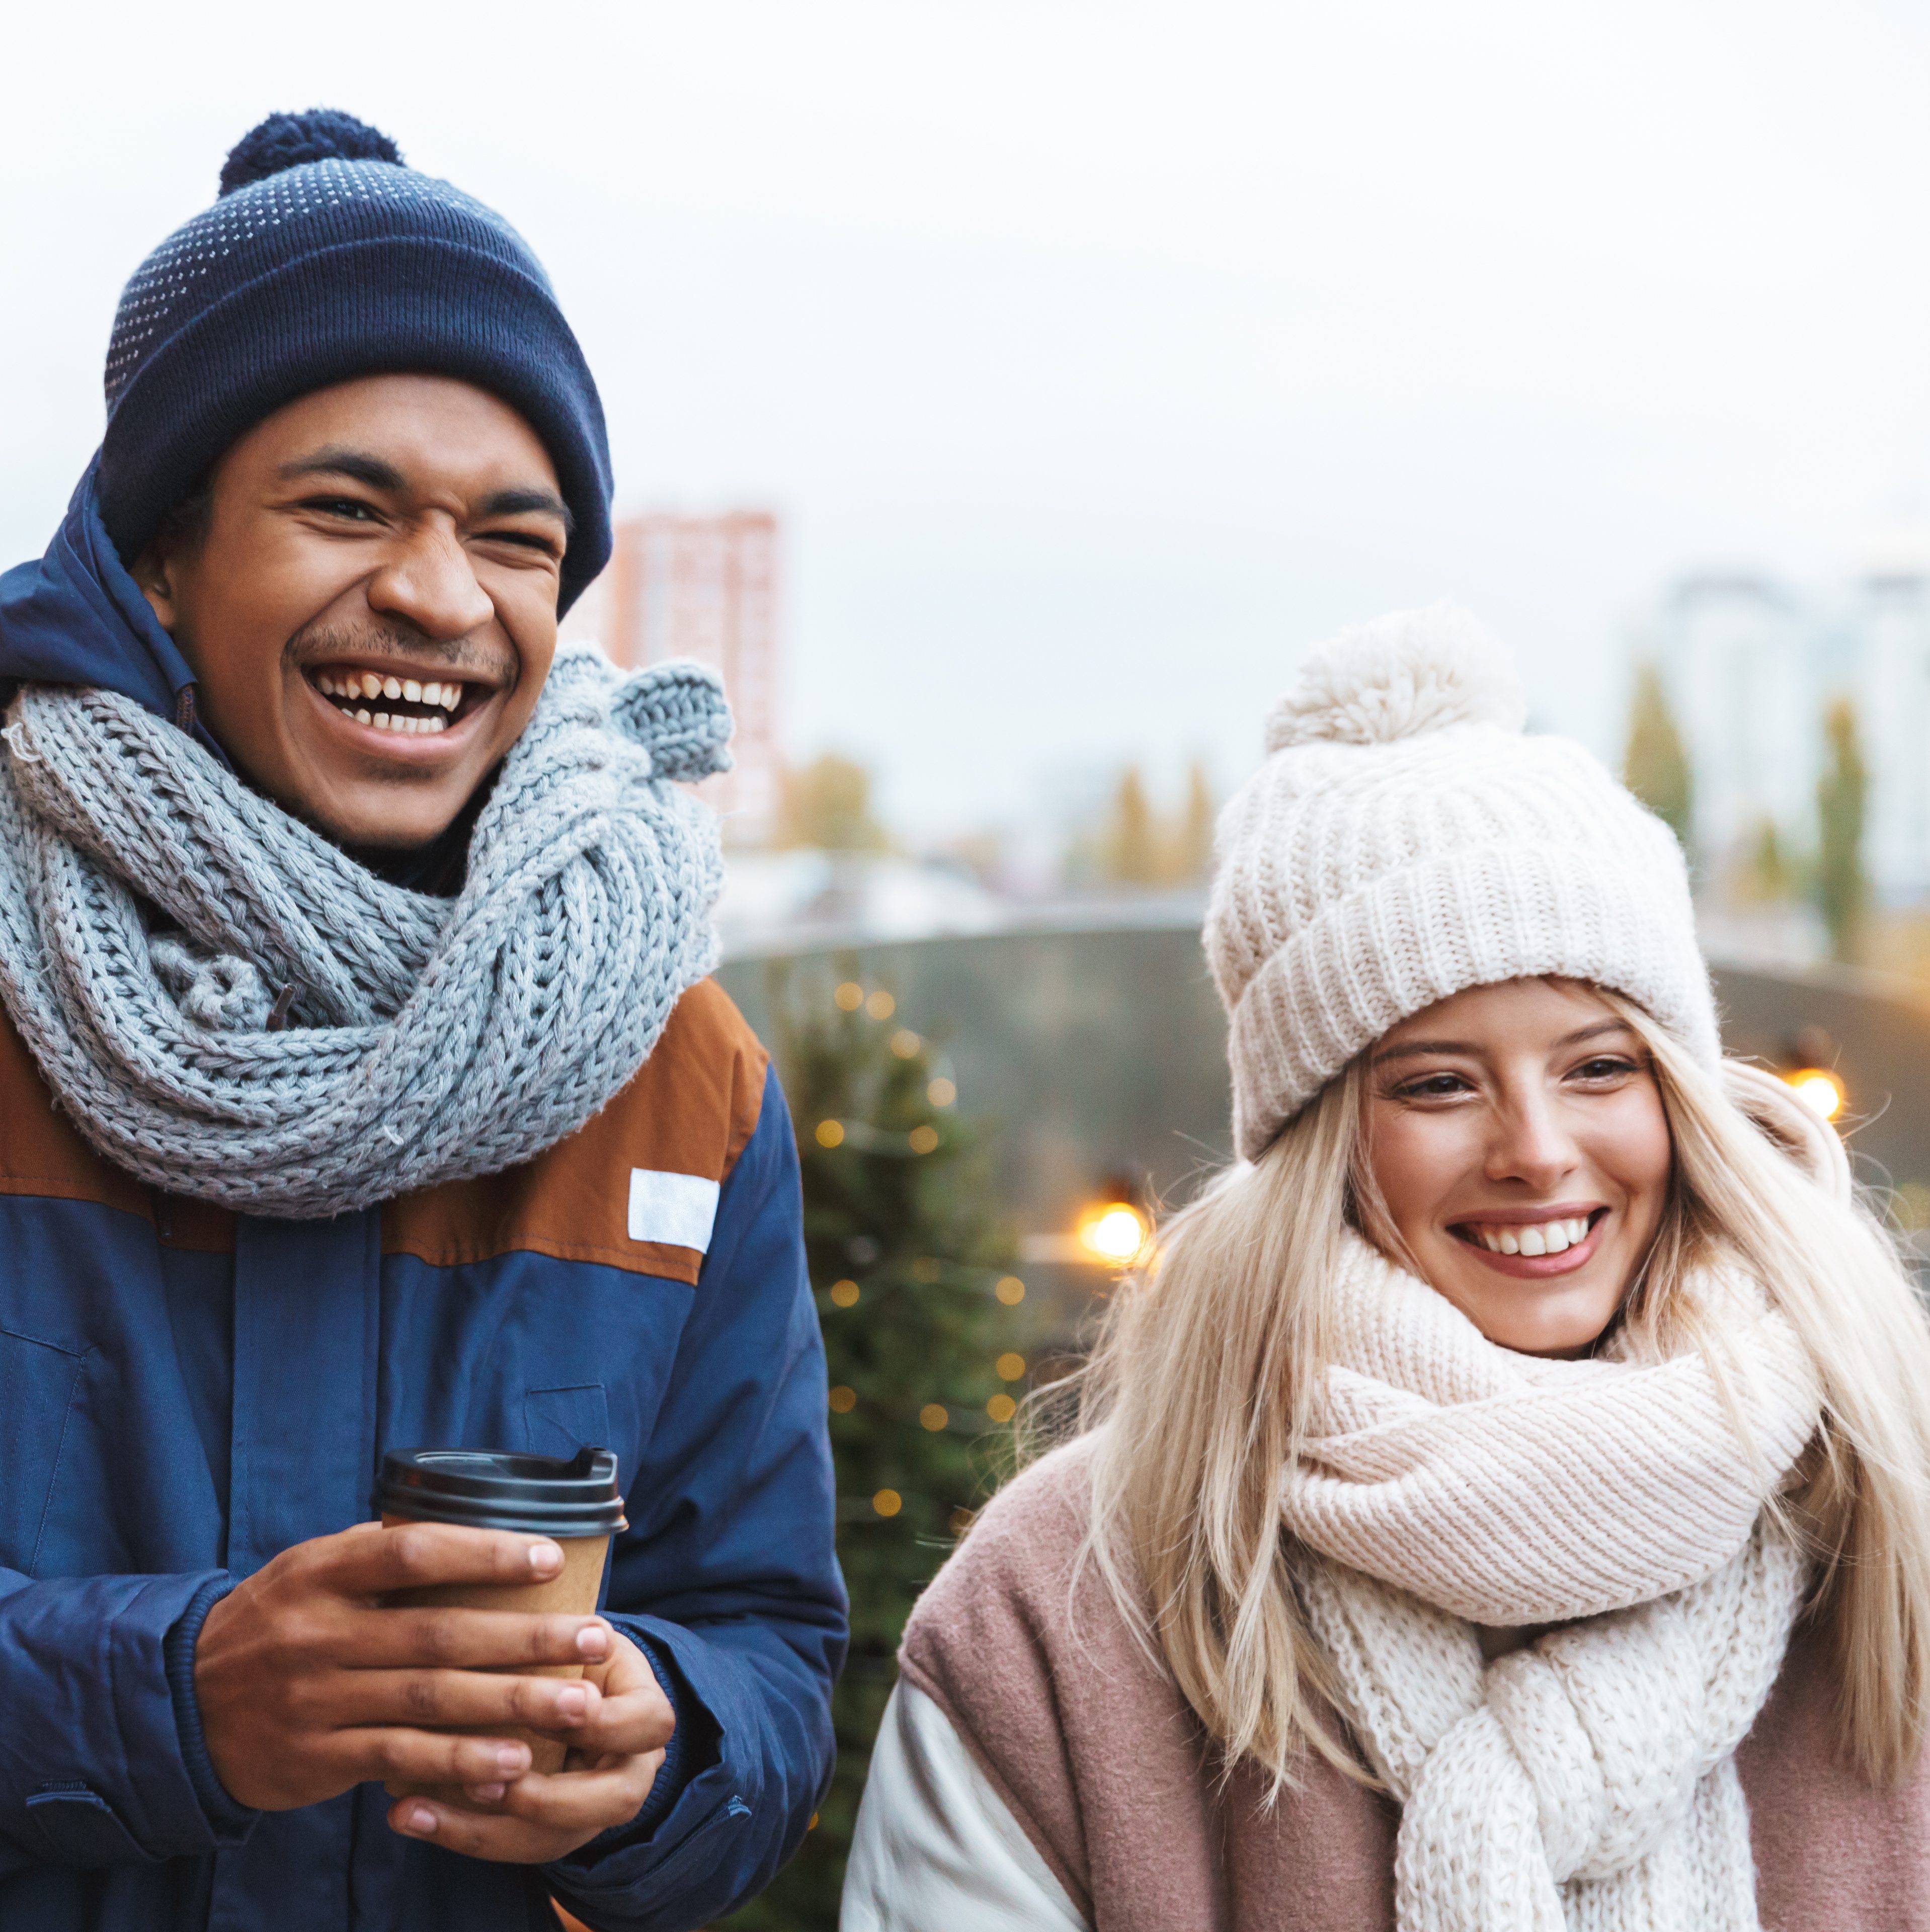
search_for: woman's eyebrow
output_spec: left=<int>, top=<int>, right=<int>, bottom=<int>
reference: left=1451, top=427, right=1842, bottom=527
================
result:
left=1372, top=1038, right=1476, bottom=1065
left=1372, top=1018, right=1633, bottom=1066
left=1554, top=1019, right=1635, bottom=1049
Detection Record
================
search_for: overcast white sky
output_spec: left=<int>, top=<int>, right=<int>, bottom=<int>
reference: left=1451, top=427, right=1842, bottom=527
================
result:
left=7, top=0, right=1930, bottom=839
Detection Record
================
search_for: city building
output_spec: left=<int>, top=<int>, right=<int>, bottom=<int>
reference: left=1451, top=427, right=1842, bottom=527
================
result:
left=566, top=511, right=781, bottom=842
left=1639, top=541, right=1930, bottom=908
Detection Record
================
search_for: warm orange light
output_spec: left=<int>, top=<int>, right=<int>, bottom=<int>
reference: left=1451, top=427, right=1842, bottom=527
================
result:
left=815, top=1118, right=845, bottom=1149
left=994, top=1275, right=1026, bottom=1306
left=890, top=1028, right=922, bottom=1059
left=834, top=981, right=864, bottom=1011
left=927, top=1077, right=957, bottom=1107
left=829, top=1279, right=860, bottom=1308
left=919, top=1403, right=949, bottom=1431
left=1786, top=1068, right=1845, bottom=1122
left=986, top=1393, right=1017, bottom=1423
left=995, top=1351, right=1027, bottom=1383
left=908, top=1124, right=940, bottom=1155
left=872, top=1488, right=902, bottom=1517
left=866, top=990, right=896, bottom=1020
left=828, top=1385, right=857, bottom=1413
left=1077, top=1201, right=1150, bottom=1263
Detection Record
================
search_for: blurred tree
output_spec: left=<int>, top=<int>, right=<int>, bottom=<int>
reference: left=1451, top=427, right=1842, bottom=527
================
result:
left=720, top=960, right=1026, bottom=1931
left=775, top=754, right=889, bottom=852
left=1622, top=663, right=1694, bottom=852
left=1817, top=695, right=1869, bottom=964
left=1101, top=766, right=1160, bottom=885
left=1735, top=816, right=1794, bottom=906
left=1164, top=760, right=1217, bottom=886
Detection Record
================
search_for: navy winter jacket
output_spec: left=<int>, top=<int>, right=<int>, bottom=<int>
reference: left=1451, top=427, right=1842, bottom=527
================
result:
left=0, top=472, right=846, bottom=1930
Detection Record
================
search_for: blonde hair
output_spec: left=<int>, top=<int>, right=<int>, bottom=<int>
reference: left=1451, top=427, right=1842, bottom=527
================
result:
left=1065, top=992, right=1930, bottom=1789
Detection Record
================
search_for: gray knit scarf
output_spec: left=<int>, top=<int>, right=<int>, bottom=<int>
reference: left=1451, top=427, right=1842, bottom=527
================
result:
left=0, top=647, right=728, bottom=1218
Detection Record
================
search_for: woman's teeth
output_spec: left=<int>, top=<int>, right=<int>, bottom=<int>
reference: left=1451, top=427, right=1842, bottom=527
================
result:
left=312, top=670, right=464, bottom=735
left=1468, top=1216, right=1593, bottom=1256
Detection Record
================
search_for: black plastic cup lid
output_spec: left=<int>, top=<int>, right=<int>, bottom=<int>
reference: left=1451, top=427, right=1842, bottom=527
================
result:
left=376, top=1446, right=628, bottom=1537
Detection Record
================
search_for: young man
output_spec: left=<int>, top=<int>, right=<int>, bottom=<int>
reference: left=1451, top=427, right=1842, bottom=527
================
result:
left=0, top=111, right=844, bottom=1931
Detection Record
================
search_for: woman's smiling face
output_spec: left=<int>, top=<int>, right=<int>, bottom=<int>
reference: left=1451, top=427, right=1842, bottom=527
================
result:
left=1361, top=977, right=1675, bottom=1357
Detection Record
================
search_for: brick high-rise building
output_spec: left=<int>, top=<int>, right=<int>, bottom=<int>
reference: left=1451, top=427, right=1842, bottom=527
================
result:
left=586, top=511, right=780, bottom=841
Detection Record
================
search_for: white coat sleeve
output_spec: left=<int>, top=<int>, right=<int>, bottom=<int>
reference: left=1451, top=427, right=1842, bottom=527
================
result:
left=841, top=1680, right=1090, bottom=1932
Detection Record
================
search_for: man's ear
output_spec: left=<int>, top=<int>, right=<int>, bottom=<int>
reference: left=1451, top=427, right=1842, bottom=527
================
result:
left=131, top=542, right=183, bottom=634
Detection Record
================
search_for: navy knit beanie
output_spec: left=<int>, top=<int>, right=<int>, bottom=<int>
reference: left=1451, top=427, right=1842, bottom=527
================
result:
left=98, top=109, right=612, bottom=611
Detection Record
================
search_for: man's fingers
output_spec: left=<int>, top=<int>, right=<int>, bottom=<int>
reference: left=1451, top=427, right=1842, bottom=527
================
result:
left=318, top=1725, right=536, bottom=1790
left=345, top=1608, right=612, bottom=1671
left=316, top=1521, right=568, bottom=1597
left=349, top=1668, right=604, bottom=1732
left=560, top=1682, right=675, bottom=1761
left=386, top=1795, right=599, bottom=1866
left=461, top=1750, right=666, bottom=1833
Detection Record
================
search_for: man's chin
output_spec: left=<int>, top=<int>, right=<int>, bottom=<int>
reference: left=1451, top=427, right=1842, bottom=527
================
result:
left=277, top=769, right=473, bottom=854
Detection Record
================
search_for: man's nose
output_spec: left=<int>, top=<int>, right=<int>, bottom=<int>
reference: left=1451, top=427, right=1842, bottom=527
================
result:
left=365, top=522, right=494, bottom=641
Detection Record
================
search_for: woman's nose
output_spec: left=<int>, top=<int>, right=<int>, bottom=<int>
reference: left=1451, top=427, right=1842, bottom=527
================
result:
left=1483, top=1091, right=1578, bottom=1190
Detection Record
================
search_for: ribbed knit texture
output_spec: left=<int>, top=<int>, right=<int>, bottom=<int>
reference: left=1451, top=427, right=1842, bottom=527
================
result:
left=1206, top=605, right=1720, bottom=1158
left=1281, top=1233, right=1821, bottom=1625
left=98, top=119, right=612, bottom=608
left=0, top=648, right=728, bottom=1217
left=1283, top=1230, right=1820, bottom=1932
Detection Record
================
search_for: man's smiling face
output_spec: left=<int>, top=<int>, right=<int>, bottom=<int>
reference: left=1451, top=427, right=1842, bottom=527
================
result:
left=136, top=373, right=571, bottom=849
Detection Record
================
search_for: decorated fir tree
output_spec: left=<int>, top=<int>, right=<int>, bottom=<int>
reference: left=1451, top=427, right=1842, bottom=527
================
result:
left=722, top=958, right=1031, bottom=1930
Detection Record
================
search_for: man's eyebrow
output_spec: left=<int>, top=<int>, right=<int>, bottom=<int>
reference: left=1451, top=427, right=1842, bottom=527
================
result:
left=1372, top=1018, right=1633, bottom=1066
left=475, top=487, right=574, bottom=534
left=277, top=448, right=408, bottom=491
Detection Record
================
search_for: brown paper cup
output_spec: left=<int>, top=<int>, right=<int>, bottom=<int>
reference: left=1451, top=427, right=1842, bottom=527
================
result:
left=381, top=1521, right=611, bottom=1807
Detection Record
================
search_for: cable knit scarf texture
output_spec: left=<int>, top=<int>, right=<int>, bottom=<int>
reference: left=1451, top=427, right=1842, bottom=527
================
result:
left=1282, top=1233, right=1821, bottom=1932
left=0, top=647, right=729, bottom=1218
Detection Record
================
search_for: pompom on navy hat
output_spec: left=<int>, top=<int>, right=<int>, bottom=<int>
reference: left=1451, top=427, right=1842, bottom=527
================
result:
left=97, top=109, right=612, bottom=611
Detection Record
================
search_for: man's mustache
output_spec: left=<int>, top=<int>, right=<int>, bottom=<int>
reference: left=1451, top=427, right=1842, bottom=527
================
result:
left=284, top=622, right=517, bottom=685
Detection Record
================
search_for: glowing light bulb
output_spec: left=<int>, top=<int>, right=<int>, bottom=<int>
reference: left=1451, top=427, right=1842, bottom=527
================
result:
left=1786, top=1068, right=1845, bottom=1122
left=1078, top=1202, right=1149, bottom=1263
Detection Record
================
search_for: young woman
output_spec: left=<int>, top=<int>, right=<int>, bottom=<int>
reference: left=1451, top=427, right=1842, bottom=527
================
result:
left=842, top=606, right=1930, bottom=1931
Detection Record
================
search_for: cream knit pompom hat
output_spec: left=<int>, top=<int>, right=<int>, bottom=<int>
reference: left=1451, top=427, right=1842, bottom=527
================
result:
left=1207, top=603, right=1721, bottom=1159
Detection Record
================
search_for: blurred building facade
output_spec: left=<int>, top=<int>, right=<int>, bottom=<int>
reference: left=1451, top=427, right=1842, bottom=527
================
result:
left=571, top=511, right=781, bottom=842
left=1639, top=541, right=1930, bottom=907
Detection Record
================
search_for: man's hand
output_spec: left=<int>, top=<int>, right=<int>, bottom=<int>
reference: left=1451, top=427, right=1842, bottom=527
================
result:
left=386, top=1627, right=675, bottom=1864
left=195, top=1521, right=621, bottom=1814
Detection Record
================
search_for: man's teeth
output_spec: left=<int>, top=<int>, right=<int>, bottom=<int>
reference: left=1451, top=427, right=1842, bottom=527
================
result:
left=1471, top=1216, right=1592, bottom=1255
left=312, top=671, right=465, bottom=723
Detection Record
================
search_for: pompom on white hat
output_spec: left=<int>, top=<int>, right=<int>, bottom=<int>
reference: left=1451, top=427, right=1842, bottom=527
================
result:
left=1206, top=603, right=1721, bottom=1160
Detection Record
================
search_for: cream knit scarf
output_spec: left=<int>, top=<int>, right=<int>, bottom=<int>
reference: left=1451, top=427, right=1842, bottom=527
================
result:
left=1282, top=1233, right=1821, bottom=1932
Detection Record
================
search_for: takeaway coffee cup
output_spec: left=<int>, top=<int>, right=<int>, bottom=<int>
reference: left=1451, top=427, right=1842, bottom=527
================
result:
left=376, top=1445, right=627, bottom=1802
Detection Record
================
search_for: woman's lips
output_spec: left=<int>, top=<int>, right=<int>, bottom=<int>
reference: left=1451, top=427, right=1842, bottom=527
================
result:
left=1451, top=1211, right=1608, bottom=1278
